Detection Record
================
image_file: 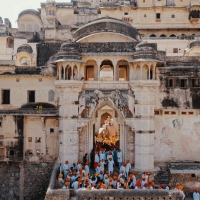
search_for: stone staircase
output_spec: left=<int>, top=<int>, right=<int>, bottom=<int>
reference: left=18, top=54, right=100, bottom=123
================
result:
left=154, top=169, right=171, bottom=186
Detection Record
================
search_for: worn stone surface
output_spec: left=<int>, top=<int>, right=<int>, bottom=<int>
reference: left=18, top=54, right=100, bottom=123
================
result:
left=0, top=162, right=54, bottom=200
left=0, top=162, right=20, bottom=200
left=76, top=189, right=182, bottom=200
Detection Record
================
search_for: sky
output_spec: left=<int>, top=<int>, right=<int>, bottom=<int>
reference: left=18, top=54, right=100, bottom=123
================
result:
left=0, top=0, right=69, bottom=28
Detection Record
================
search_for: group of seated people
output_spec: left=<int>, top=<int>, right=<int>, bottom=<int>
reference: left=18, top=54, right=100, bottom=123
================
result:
left=57, top=159, right=188, bottom=198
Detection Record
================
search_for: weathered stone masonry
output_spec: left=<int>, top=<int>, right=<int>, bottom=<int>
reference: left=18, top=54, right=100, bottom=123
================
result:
left=0, top=162, right=54, bottom=200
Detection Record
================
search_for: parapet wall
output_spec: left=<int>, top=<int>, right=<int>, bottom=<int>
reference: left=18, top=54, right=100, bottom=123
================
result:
left=76, top=190, right=182, bottom=200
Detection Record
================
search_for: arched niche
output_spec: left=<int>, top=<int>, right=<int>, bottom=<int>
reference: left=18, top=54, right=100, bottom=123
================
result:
left=116, top=60, right=129, bottom=81
left=85, top=60, right=98, bottom=81
left=100, top=60, right=113, bottom=81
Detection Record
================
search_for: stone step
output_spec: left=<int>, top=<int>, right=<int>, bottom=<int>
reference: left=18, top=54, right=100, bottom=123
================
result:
left=70, top=197, right=77, bottom=200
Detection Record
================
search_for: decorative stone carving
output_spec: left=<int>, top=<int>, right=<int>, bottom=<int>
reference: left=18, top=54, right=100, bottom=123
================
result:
left=78, top=89, right=135, bottom=118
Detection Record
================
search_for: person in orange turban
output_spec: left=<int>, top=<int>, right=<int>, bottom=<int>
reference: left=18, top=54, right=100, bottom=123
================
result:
left=58, top=173, right=64, bottom=188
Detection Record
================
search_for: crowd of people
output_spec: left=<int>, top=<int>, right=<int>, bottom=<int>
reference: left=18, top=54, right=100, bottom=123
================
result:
left=56, top=148, right=198, bottom=199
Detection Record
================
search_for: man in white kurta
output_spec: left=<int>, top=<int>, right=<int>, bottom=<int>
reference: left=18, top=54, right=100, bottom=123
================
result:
left=108, top=158, right=114, bottom=176
left=72, top=180, right=79, bottom=196
left=117, top=149, right=122, bottom=169
left=193, top=188, right=200, bottom=200
left=119, top=163, right=126, bottom=175
left=63, top=160, right=69, bottom=179
left=125, top=160, right=131, bottom=177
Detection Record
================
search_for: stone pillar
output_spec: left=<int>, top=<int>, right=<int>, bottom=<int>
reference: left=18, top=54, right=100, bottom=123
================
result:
left=148, top=65, right=150, bottom=80
left=140, top=64, right=143, bottom=80
left=153, top=64, right=156, bottom=80
left=57, top=84, right=83, bottom=166
left=63, top=66, right=66, bottom=80
left=133, top=85, right=155, bottom=171
left=58, top=66, right=61, bottom=80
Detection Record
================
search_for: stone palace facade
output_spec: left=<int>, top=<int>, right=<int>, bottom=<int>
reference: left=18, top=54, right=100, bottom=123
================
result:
left=0, top=0, right=200, bottom=181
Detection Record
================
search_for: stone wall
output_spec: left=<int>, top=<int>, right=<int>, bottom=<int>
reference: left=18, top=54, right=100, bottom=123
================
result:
left=171, top=174, right=200, bottom=197
left=0, top=161, right=54, bottom=200
left=0, top=162, right=20, bottom=200
left=76, top=189, right=182, bottom=200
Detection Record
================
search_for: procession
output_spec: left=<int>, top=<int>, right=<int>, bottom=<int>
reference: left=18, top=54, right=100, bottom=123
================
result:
left=57, top=155, right=191, bottom=199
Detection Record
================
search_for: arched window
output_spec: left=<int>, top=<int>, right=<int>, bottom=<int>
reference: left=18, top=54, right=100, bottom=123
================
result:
left=169, top=34, right=176, bottom=37
left=160, top=34, right=167, bottom=37
left=171, top=14, right=175, bottom=18
left=48, top=90, right=55, bottom=102
left=150, top=34, right=157, bottom=37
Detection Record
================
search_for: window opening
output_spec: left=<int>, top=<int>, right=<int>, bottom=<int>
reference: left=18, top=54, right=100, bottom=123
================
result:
left=28, top=91, right=35, bottom=103
left=2, top=90, right=10, bottom=104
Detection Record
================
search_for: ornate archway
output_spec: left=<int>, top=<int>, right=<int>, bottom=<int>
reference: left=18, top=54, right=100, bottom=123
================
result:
left=78, top=89, right=135, bottom=166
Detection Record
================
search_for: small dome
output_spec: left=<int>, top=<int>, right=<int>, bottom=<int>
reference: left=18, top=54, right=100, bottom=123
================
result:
left=134, top=42, right=158, bottom=60
left=18, top=9, right=41, bottom=19
left=56, top=40, right=82, bottom=61
left=17, top=44, right=33, bottom=54
left=189, top=40, right=200, bottom=49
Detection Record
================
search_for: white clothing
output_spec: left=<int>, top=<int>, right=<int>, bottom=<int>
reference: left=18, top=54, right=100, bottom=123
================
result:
left=107, top=154, right=113, bottom=161
left=150, top=186, right=154, bottom=190
left=125, top=162, right=131, bottom=177
left=179, top=190, right=185, bottom=200
left=193, top=192, right=200, bottom=200
left=98, top=174, right=104, bottom=180
left=63, top=164, right=69, bottom=171
left=166, top=186, right=170, bottom=191
left=85, top=165, right=89, bottom=173
left=104, top=178, right=109, bottom=188
left=117, top=151, right=122, bottom=162
left=77, top=163, right=82, bottom=171
left=95, top=154, right=100, bottom=163
left=96, top=166, right=103, bottom=174
left=141, top=180, right=146, bottom=187
left=142, top=174, right=148, bottom=184
left=99, top=152, right=106, bottom=161
left=119, top=165, right=126, bottom=174
left=100, top=161, right=106, bottom=171
left=142, top=187, right=147, bottom=190
left=72, top=181, right=79, bottom=194
left=108, top=160, right=114, bottom=171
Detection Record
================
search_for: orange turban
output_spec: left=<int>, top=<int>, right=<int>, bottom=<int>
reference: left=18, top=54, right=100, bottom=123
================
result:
left=65, top=160, right=68, bottom=164
left=195, top=188, right=199, bottom=192
left=64, top=182, right=69, bottom=186
left=178, top=186, right=183, bottom=191
left=58, top=174, right=63, bottom=178
left=133, top=171, right=137, bottom=175
left=168, top=183, right=172, bottom=187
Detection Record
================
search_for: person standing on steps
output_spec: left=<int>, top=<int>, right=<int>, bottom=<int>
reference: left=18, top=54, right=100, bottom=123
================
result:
left=117, top=149, right=122, bottom=169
